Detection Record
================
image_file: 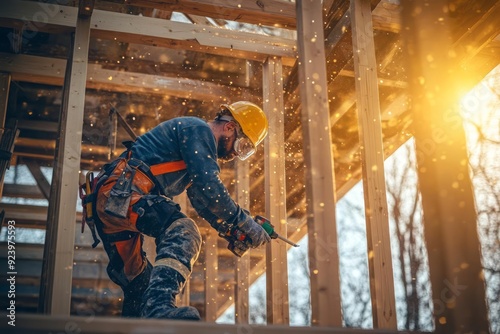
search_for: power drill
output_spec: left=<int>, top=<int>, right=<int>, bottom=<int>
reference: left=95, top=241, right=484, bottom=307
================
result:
left=216, top=215, right=299, bottom=257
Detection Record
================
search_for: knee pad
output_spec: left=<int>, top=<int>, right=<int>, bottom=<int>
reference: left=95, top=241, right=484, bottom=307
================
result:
left=133, top=195, right=186, bottom=238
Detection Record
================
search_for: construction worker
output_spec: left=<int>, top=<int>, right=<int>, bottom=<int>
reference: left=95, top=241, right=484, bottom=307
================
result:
left=90, top=101, right=270, bottom=320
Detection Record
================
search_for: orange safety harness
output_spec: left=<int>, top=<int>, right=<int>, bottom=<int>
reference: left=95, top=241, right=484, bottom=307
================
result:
left=149, top=160, right=187, bottom=175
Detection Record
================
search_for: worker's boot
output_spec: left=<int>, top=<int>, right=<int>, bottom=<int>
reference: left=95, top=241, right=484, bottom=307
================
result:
left=140, top=217, right=202, bottom=320
left=140, top=265, right=200, bottom=320
left=121, top=261, right=152, bottom=317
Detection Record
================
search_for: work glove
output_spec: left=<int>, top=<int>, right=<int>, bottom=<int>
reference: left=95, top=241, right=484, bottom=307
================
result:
left=237, top=215, right=271, bottom=248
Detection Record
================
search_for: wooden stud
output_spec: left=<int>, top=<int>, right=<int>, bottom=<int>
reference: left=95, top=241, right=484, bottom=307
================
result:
left=204, top=228, right=218, bottom=322
left=400, top=1, right=489, bottom=332
left=78, top=0, right=95, bottom=18
left=38, top=12, right=92, bottom=315
left=0, top=73, right=10, bottom=134
left=175, top=191, right=191, bottom=307
left=350, top=0, right=397, bottom=329
left=0, top=72, right=13, bottom=198
left=295, top=0, right=342, bottom=327
left=263, top=56, right=289, bottom=325
left=142, top=235, right=156, bottom=270
left=235, top=159, right=250, bottom=324
left=179, top=275, right=191, bottom=309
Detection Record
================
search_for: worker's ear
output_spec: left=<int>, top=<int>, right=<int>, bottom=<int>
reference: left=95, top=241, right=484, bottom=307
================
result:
left=224, top=121, right=237, bottom=132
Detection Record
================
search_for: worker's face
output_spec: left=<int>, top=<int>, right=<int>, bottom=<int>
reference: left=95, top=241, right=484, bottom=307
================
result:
left=217, top=122, right=238, bottom=162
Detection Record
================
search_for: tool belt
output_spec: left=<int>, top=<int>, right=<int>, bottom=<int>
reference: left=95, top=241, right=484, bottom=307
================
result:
left=79, top=150, right=187, bottom=248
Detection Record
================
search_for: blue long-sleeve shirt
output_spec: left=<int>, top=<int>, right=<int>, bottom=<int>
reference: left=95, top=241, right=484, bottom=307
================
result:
left=131, top=116, right=248, bottom=227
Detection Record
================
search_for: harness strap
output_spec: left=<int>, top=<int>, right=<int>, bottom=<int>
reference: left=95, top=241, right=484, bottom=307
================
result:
left=126, top=149, right=187, bottom=176
left=150, top=160, right=187, bottom=175
left=102, top=230, right=139, bottom=243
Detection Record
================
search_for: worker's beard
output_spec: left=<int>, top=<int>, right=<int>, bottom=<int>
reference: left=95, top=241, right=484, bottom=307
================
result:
left=217, top=136, right=237, bottom=162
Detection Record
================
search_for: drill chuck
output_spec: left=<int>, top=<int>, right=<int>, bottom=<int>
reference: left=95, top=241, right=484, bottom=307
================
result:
left=255, top=215, right=299, bottom=247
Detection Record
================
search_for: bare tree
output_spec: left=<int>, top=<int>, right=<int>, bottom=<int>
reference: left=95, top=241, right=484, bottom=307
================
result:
left=385, top=141, right=433, bottom=331
left=461, top=70, right=500, bottom=333
left=337, top=191, right=373, bottom=328
left=287, top=240, right=312, bottom=325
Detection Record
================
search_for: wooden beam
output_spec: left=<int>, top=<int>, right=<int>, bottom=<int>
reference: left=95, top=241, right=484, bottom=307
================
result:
left=204, top=228, right=218, bottom=322
left=452, top=1, right=500, bottom=85
left=0, top=0, right=297, bottom=65
left=90, top=9, right=296, bottom=63
left=339, top=69, right=408, bottom=89
left=0, top=73, right=11, bottom=199
left=126, top=0, right=297, bottom=29
left=3, top=183, right=44, bottom=199
left=38, top=12, right=92, bottom=316
left=0, top=53, right=66, bottom=86
left=0, top=243, right=108, bottom=262
left=0, top=313, right=404, bottom=334
left=263, top=56, right=289, bottom=325
left=0, top=0, right=76, bottom=31
left=235, top=160, right=250, bottom=324
left=17, top=119, right=59, bottom=133
left=296, top=0, right=342, bottom=327
left=350, top=0, right=397, bottom=329
left=13, top=137, right=110, bottom=165
left=400, top=1, right=489, bottom=332
left=0, top=53, right=256, bottom=100
left=0, top=203, right=62, bottom=225
left=92, top=10, right=295, bottom=57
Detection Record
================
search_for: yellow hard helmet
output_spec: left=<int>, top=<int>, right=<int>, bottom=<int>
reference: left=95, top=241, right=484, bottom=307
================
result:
left=220, top=101, right=268, bottom=148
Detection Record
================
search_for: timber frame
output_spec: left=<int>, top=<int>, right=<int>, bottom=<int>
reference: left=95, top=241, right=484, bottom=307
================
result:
left=0, top=0, right=498, bottom=332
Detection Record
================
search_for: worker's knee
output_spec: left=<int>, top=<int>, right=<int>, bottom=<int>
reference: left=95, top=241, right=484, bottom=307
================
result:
left=133, top=195, right=186, bottom=238
left=155, top=218, right=202, bottom=273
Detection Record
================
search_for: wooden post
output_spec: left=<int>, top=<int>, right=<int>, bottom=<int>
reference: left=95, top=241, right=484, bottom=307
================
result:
left=263, top=56, right=289, bottom=325
left=38, top=4, right=93, bottom=315
left=175, top=191, right=191, bottom=307
left=400, top=1, right=489, bottom=332
left=0, top=73, right=9, bottom=129
left=350, top=0, right=397, bottom=329
left=235, top=159, right=250, bottom=324
left=142, top=235, right=157, bottom=265
left=296, top=0, right=342, bottom=327
left=204, top=228, right=218, bottom=322
left=0, top=73, right=12, bottom=198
